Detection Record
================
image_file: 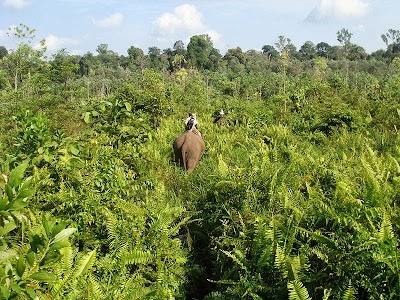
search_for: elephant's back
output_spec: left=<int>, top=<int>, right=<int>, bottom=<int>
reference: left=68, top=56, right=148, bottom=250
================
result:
left=175, top=131, right=204, bottom=152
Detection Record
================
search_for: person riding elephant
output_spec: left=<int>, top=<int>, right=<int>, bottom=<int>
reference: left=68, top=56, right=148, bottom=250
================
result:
left=185, top=113, right=198, bottom=131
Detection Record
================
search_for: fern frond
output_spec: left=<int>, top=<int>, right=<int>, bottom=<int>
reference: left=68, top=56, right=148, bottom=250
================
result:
left=296, top=227, right=336, bottom=249
left=266, top=217, right=281, bottom=245
left=114, top=242, right=128, bottom=260
left=168, top=215, right=191, bottom=237
left=85, top=273, right=104, bottom=300
left=122, top=249, right=152, bottom=265
left=274, top=244, right=287, bottom=278
left=60, top=245, right=74, bottom=272
left=389, top=154, right=400, bottom=174
left=257, top=247, right=272, bottom=268
left=103, top=208, right=120, bottom=248
left=51, top=246, right=76, bottom=297
left=342, top=282, right=356, bottom=300
left=52, top=250, right=96, bottom=299
left=113, top=278, right=155, bottom=300
left=287, top=280, right=311, bottom=300
left=309, top=247, right=328, bottom=263
left=74, top=249, right=96, bottom=279
left=378, top=212, right=394, bottom=242
left=221, top=249, right=247, bottom=271
left=287, top=255, right=302, bottom=281
left=250, top=292, right=264, bottom=300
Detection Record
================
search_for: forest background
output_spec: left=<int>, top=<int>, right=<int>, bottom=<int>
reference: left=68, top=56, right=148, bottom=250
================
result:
left=1, top=24, right=400, bottom=299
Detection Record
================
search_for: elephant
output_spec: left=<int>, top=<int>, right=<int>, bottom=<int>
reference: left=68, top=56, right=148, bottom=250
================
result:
left=173, top=128, right=205, bottom=173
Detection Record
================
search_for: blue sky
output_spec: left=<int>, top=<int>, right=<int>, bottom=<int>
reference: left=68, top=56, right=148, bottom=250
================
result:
left=0, top=0, right=398, bottom=56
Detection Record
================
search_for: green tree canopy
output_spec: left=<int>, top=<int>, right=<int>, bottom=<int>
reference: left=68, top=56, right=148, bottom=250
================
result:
left=0, top=46, right=8, bottom=59
left=50, top=48, right=79, bottom=85
left=381, top=29, right=400, bottom=58
left=262, top=44, right=279, bottom=60
left=2, top=24, right=46, bottom=92
left=187, top=34, right=220, bottom=70
left=299, top=41, right=317, bottom=60
left=337, top=28, right=353, bottom=56
left=127, top=45, right=145, bottom=70
left=173, top=40, right=186, bottom=56
left=316, top=42, right=331, bottom=58
left=224, top=47, right=246, bottom=65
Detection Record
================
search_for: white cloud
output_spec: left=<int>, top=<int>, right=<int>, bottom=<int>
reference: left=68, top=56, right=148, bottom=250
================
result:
left=93, top=12, right=124, bottom=28
left=307, top=0, right=370, bottom=22
left=3, top=0, right=30, bottom=9
left=205, top=30, right=222, bottom=44
left=154, top=4, right=204, bottom=36
left=153, top=4, right=223, bottom=47
left=35, top=34, right=79, bottom=52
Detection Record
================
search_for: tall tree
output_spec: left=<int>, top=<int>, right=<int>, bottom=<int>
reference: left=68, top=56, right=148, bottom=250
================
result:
left=78, top=52, right=95, bottom=76
left=95, top=44, right=119, bottom=68
left=275, top=35, right=291, bottom=55
left=96, top=43, right=113, bottom=55
left=275, top=35, right=298, bottom=59
left=148, top=46, right=162, bottom=70
left=127, top=45, right=145, bottom=70
left=223, top=47, right=246, bottom=73
left=299, top=41, right=316, bottom=60
left=347, top=44, right=368, bottom=60
left=262, top=45, right=279, bottom=60
left=316, top=42, right=331, bottom=58
left=381, top=29, right=400, bottom=57
left=50, top=48, right=79, bottom=86
left=2, top=24, right=46, bottom=92
left=224, top=47, right=246, bottom=65
left=327, top=45, right=345, bottom=60
left=172, top=54, right=186, bottom=71
left=173, top=40, right=186, bottom=56
left=186, top=34, right=214, bottom=70
left=337, top=28, right=353, bottom=56
left=381, top=29, right=400, bottom=46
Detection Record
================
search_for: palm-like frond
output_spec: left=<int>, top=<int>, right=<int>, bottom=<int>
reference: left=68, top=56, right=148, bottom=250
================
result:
left=342, top=282, right=356, bottom=300
left=378, top=212, right=394, bottom=242
left=288, top=280, right=312, bottom=300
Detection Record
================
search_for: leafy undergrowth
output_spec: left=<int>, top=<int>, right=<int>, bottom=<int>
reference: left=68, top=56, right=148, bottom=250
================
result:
left=2, top=68, right=400, bottom=300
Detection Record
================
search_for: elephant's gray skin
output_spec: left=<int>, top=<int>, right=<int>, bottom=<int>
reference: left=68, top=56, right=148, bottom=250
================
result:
left=173, top=128, right=205, bottom=173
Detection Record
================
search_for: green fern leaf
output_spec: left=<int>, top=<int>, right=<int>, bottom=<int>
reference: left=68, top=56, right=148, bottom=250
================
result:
left=274, top=245, right=287, bottom=278
left=287, top=255, right=302, bottom=281
left=378, top=212, right=394, bottom=242
left=221, top=249, right=247, bottom=271
left=288, top=280, right=311, bottom=300
left=103, top=209, right=120, bottom=247
left=72, top=250, right=96, bottom=279
left=86, top=274, right=104, bottom=299
left=266, top=218, right=281, bottom=245
left=296, top=227, right=336, bottom=249
left=342, top=283, right=356, bottom=300
left=123, top=250, right=152, bottom=265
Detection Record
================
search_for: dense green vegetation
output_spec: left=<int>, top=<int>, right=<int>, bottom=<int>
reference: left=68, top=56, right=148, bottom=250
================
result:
left=1, top=24, right=400, bottom=299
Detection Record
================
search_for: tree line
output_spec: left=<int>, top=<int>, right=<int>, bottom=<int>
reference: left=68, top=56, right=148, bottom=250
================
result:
left=1, top=25, right=400, bottom=93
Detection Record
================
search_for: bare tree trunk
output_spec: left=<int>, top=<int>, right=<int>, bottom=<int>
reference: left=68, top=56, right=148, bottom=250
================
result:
left=14, top=72, right=18, bottom=92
